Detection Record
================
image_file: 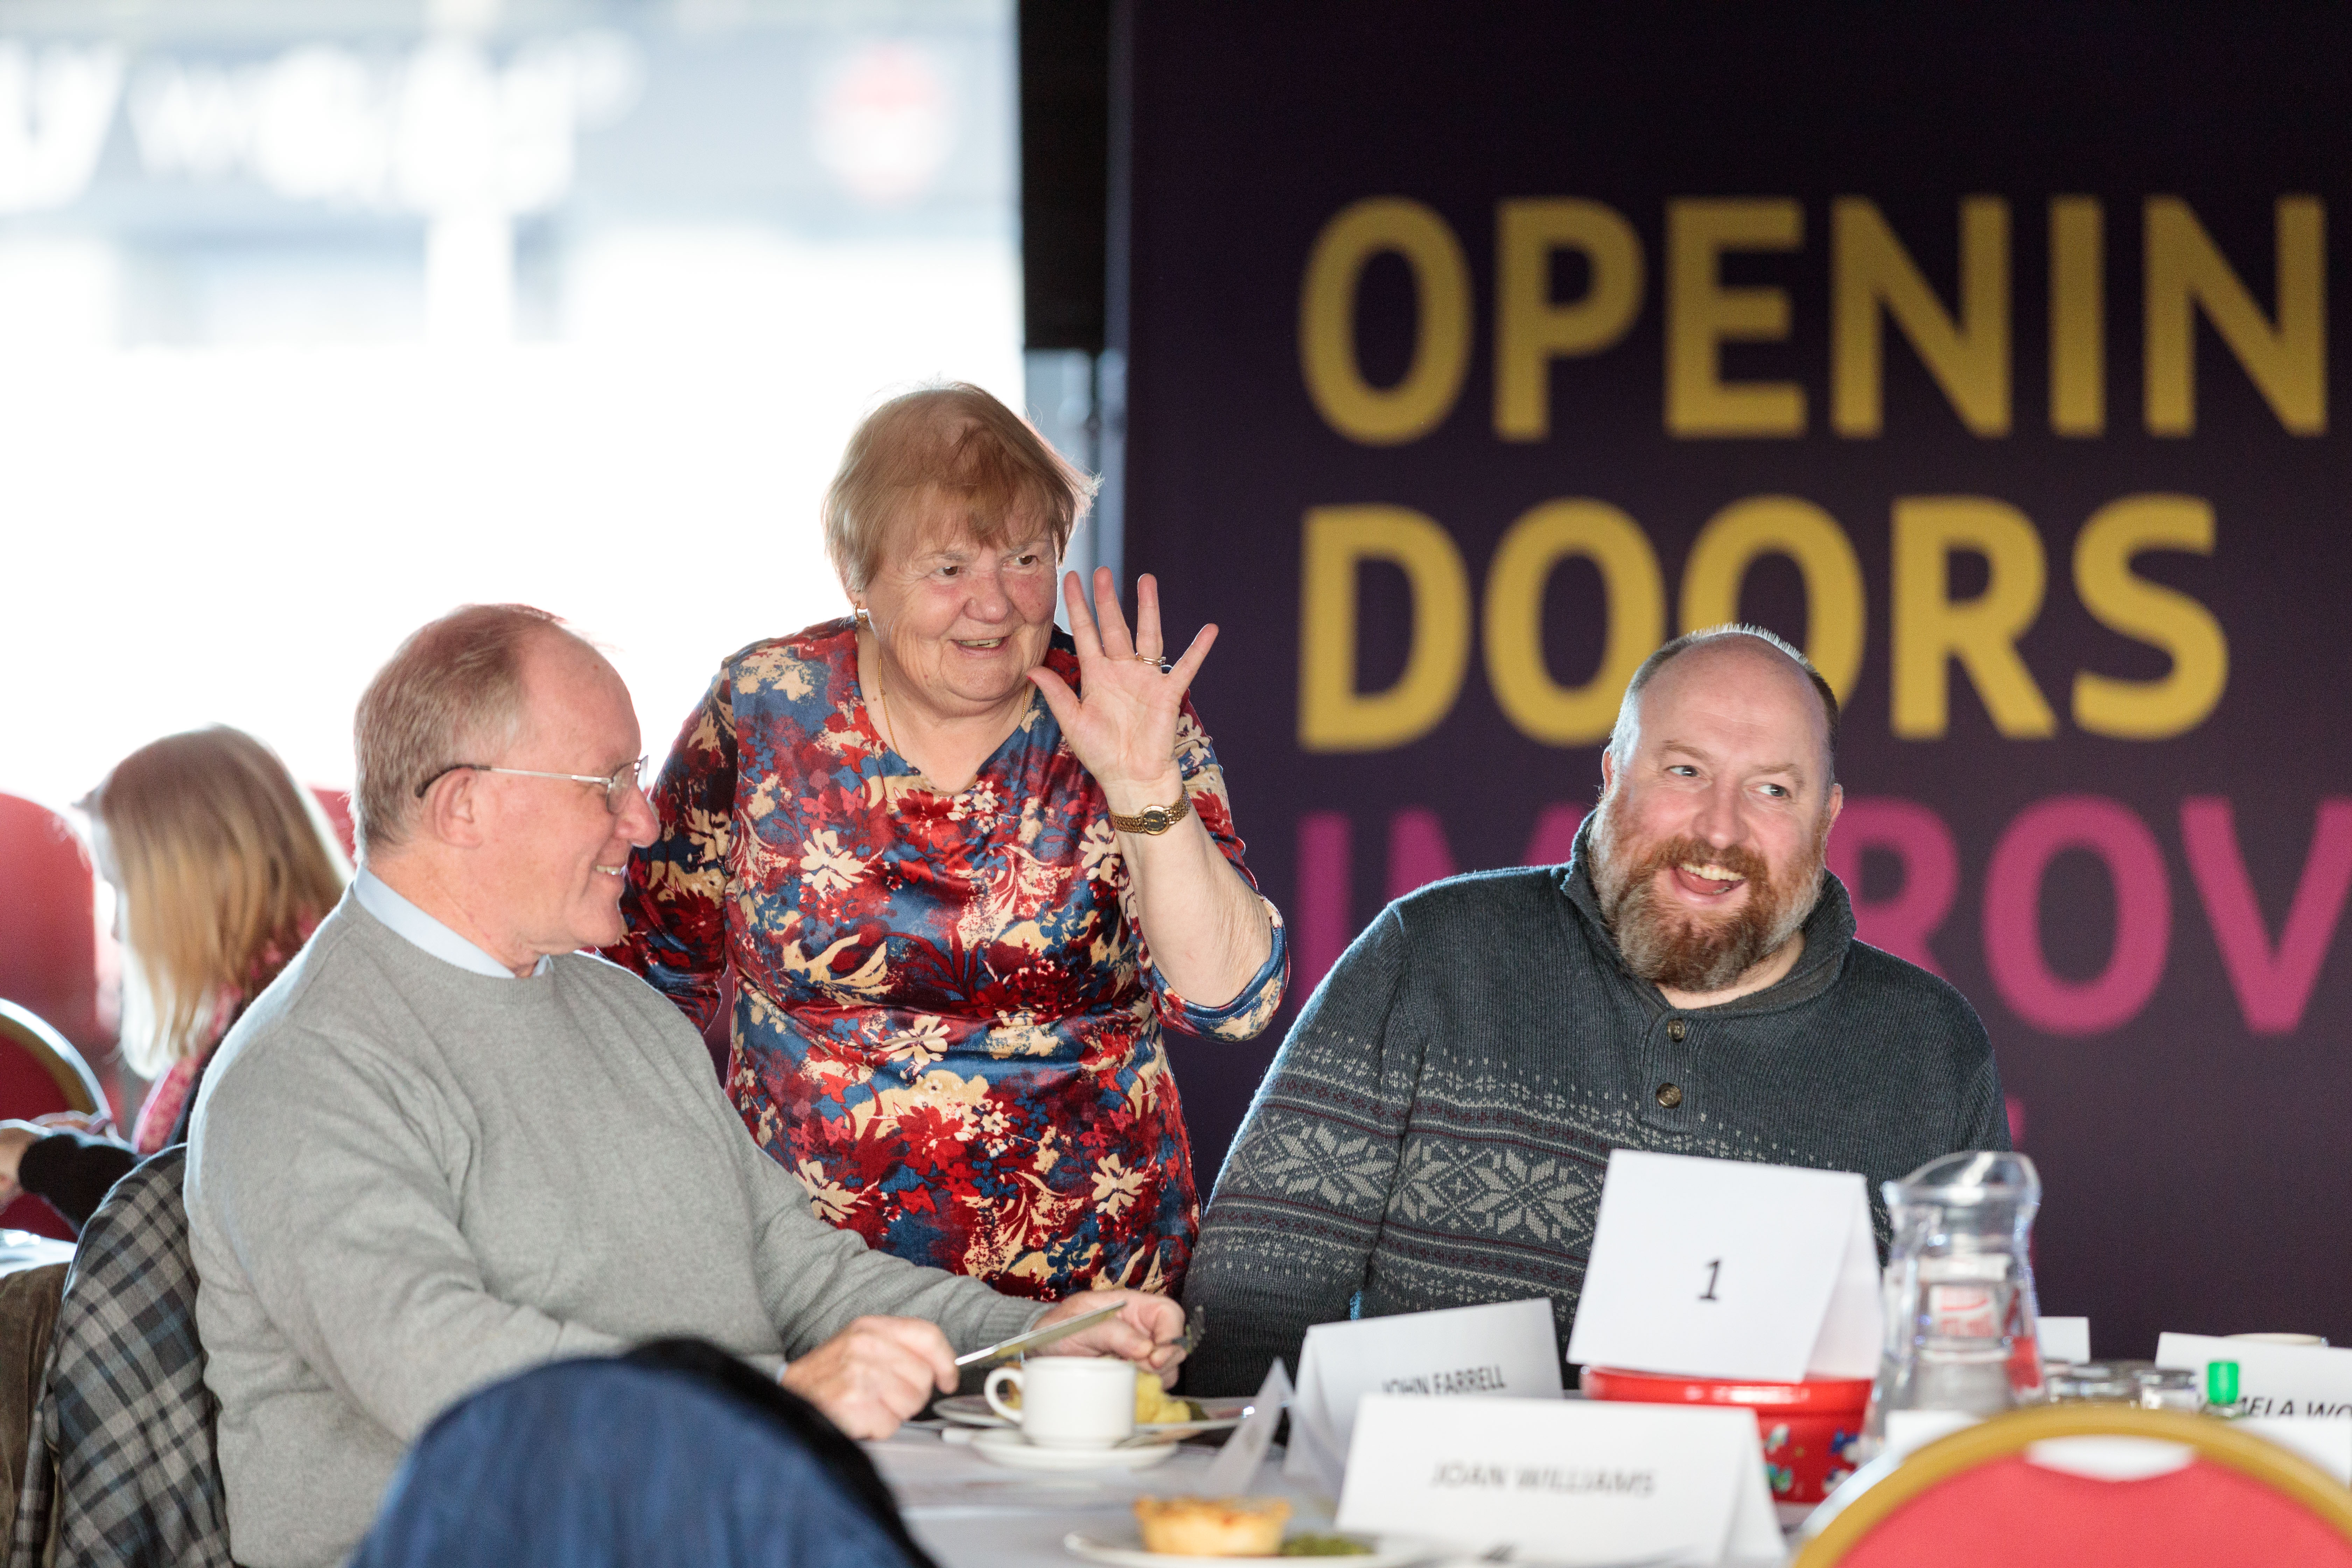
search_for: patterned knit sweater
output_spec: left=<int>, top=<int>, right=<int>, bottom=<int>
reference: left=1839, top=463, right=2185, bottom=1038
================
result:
left=1183, top=838, right=2008, bottom=1395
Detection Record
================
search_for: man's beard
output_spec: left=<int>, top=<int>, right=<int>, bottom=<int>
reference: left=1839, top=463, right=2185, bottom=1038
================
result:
left=1588, top=803, right=1828, bottom=994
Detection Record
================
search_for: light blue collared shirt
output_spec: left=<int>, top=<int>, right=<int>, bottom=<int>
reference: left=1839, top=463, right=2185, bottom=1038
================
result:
left=353, top=868, right=553, bottom=980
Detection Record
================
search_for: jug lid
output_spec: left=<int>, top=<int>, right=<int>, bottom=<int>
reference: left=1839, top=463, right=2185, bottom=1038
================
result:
left=1888, top=1149, right=2039, bottom=1204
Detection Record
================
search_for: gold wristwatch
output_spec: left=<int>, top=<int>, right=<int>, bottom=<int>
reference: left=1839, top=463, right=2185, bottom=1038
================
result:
left=1108, top=791, right=1192, bottom=835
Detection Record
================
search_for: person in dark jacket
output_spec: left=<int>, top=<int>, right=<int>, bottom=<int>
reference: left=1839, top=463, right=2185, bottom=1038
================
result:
left=1184, top=626, right=2010, bottom=1394
left=0, top=727, right=348, bottom=1231
left=352, top=1340, right=938, bottom=1568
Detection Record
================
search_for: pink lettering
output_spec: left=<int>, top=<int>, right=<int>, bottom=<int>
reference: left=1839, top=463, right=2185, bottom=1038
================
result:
left=1522, top=803, right=1586, bottom=866
left=1386, top=802, right=1591, bottom=901
left=2180, top=798, right=2352, bottom=1035
left=1983, top=796, right=2171, bottom=1035
left=1295, top=811, right=1354, bottom=998
left=1826, top=798, right=1960, bottom=977
left=1387, top=807, right=1457, bottom=901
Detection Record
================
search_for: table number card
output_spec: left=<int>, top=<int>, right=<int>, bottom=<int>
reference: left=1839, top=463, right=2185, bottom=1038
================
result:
left=1284, top=1298, right=1562, bottom=1496
left=1566, top=1149, right=1882, bottom=1381
left=1336, top=1394, right=1783, bottom=1566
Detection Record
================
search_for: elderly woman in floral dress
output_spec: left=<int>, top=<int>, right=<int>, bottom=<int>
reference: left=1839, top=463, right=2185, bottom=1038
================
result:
left=609, top=383, right=1286, bottom=1302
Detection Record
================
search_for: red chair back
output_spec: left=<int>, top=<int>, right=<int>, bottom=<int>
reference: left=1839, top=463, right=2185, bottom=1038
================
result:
left=1836, top=1449, right=2352, bottom=1568
left=310, top=786, right=357, bottom=862
left=0, top=793, right=99, bottom=1048
left=0, top=1000, right=108, bottom=1239
left=1800, top=1404, right=2352, bottom=1568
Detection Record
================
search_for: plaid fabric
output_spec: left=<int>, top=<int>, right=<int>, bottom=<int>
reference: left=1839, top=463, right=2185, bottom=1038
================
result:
left=8, top=1146, right=235, bottom=1568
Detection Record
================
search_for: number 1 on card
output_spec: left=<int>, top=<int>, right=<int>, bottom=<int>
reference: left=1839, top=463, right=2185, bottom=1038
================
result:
left=1700, top=1260, right=1721, bottom=1302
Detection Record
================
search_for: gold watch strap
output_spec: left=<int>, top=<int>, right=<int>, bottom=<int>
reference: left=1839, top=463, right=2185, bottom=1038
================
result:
left=1107, top=791, right=1192, bottom=835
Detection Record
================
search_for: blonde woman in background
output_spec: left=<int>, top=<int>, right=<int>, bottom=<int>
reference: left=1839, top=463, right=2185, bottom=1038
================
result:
left=0, top=726, right=349, bottom=1233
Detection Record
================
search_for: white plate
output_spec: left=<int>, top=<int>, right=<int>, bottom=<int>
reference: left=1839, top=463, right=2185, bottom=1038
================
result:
left=937, top=1394, right=1253, bottom=1434
left=969, top=1429, right=1180, bottom=1471
left=1062, top=1530, right=1443, bottom=1568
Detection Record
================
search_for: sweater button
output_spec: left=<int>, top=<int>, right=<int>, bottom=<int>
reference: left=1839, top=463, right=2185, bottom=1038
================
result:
left=1656, top=1082, right=1684, bottom=1108
left=1668, top=1019, right=1687, bottom=1042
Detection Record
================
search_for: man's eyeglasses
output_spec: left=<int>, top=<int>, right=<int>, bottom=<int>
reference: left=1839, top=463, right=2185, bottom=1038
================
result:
left=414, top=757, right=648, bottom=814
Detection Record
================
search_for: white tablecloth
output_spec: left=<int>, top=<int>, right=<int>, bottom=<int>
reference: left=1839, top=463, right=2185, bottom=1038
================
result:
left=865, top=1429, right=1794, bottom=1568
left=867, top=1430, right=1346, bottom=1568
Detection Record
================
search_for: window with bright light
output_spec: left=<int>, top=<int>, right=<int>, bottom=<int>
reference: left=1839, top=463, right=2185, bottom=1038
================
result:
left=0, top=0, right=1022, bottom=819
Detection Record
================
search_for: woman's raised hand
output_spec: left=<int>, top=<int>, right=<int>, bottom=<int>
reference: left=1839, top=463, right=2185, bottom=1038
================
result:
left=1028, top=568, right=1217, bottom=810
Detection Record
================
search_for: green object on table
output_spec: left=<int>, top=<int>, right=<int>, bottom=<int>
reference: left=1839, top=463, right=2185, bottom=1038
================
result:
left=1279, top=1535, right=1374, bottom=1556
left=2206, top=1359, right=2240, bottom=1406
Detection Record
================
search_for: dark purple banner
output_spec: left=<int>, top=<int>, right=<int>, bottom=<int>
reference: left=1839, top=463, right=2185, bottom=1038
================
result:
left=1121, top=4, right=2352, bottom=1357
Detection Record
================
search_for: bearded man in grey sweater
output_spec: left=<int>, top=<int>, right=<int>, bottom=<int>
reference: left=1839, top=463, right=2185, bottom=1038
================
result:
left=1186, top=625, right=2009, bottom=1395
left=186, top=605, right=1184, bottom=1568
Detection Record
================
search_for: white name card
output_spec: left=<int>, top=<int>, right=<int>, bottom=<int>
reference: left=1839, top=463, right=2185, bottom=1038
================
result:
left=1566, top=1149, right=1882, bottom=1382
left=2038, top=1316, right=2091, bottom=1366
left=1200, top=1359, right=1290, bottom=1494
left=2242, top=1417, right=2352, bottom=1483
left=2156, top=1333, right=2352, bottom=1418
left=1337, top=1394, right=1782, bottom=1566
left=1284, top=1298, right=1562, bottom=1497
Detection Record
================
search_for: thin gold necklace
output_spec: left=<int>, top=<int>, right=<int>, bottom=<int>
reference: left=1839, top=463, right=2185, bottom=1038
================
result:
left=875, top=677, right=903, bottom=757
left=863, top=633, right=904, bottom=757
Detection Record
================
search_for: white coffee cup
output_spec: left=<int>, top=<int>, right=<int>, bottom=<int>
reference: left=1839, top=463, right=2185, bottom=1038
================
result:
left=983, top=1357, right=1135, bottom=1448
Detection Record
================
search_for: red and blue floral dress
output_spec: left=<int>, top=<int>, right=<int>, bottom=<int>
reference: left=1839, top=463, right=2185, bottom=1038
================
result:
left=608, top=618, right=1288, bottom=1301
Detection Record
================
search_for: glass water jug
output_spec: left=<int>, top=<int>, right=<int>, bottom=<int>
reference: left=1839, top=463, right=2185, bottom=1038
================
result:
left=1865, top=1150, right=2045, bottom=1441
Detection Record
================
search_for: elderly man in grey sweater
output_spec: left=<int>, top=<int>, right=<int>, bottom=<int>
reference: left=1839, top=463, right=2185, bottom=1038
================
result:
left=1187, top=625, right=2008, bottom=1395
left=187, top=605, right=1183, bottom=1568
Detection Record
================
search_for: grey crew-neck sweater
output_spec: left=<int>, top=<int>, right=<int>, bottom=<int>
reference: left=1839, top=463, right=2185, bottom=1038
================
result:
left=1183, top=835, right=2007, bottom=1395
left=186, top=892, right=1041, bottom=1568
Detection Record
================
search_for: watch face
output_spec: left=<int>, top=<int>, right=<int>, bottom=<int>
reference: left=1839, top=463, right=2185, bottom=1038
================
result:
left=1139, top=807, right=1172, bottom=833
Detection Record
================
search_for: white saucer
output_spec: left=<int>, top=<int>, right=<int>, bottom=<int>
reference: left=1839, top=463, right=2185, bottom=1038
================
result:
left=969, top=1429, right=1179, bottom=1471
left=1062, top=1531, right=1442, bottom=1567
left=936, top=1394, right=1252, bottom=1434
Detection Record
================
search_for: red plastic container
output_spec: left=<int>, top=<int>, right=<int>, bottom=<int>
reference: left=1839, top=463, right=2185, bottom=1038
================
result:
left=1580, top=1367, right=1872, bottom=1505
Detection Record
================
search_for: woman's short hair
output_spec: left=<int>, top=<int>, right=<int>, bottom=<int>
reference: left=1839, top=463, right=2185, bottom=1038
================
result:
left=824, top=383, right=1098, bottom=595
left=84, top=726, right=351, bottom=1077
left=352, top=603, right=571, bottom=857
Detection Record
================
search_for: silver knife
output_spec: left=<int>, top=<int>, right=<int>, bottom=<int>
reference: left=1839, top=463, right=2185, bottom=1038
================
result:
left=952, top=1300, right=1127, bottom=1368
